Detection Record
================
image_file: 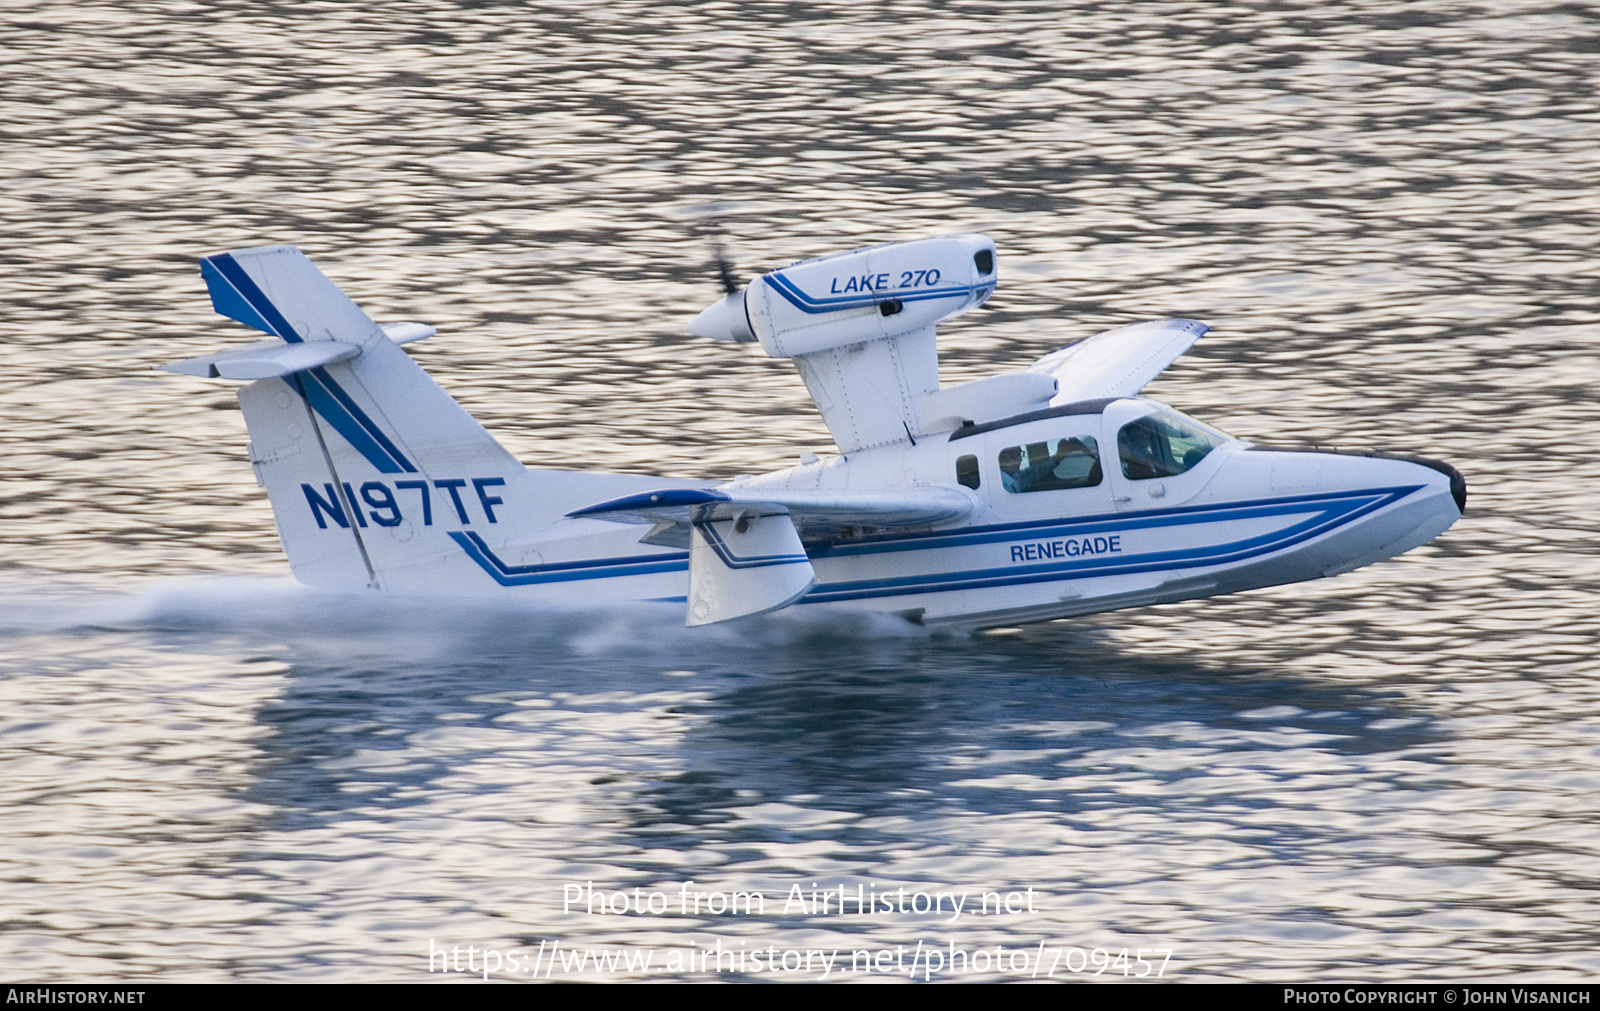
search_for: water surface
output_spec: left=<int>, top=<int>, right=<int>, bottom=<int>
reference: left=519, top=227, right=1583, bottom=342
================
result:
left=1, top=0, right=1598, bottom=981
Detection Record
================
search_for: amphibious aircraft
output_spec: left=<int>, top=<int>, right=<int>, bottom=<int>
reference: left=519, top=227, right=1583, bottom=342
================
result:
left=163, top=235, right=1464, bottom=627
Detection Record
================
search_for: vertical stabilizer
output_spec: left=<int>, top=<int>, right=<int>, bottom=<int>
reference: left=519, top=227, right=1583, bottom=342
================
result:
left=199, top=246, right=526, bottom=591
left=238, top=377, right=374, bottom=589
left=171, top=245, right=698, bottom=597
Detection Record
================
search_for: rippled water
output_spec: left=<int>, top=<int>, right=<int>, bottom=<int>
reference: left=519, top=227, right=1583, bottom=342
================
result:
left=3, top=0, right=1599, bottom=982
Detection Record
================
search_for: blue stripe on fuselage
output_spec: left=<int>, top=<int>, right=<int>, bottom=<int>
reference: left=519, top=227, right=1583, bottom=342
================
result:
left=800, top=486, right=1418, bottom=602
left=445, top=486, right=1424, bottom=599
left=806, top=487, right=1417, bottom=559
left=450, top=531, right=689, bottom=587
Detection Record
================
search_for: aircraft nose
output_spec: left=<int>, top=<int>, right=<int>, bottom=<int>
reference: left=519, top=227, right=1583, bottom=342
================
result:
left=1291, top=447, right=1465, bottom=516
left=1405, top=455, right=1466, bottom=515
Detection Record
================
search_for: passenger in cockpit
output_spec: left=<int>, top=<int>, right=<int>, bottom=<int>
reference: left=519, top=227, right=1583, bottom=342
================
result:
left=1119, top=420, right=1170, bottom=480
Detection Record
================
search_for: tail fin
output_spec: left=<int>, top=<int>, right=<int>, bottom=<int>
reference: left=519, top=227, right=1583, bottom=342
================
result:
left=171, top=245, right=656, bottom=594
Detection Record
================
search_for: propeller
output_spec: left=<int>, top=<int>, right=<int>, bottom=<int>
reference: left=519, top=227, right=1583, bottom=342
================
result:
left=680, top=203, right=743, bottom=295
left=709, top=232, right=740, bottom=296
left=681, top=207, right=757, bottom=342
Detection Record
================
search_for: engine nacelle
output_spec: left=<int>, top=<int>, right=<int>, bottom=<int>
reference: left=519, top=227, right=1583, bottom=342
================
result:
left=688, top=234, right=1009, bottom=453
left=688, top=234, right=997, bottom=355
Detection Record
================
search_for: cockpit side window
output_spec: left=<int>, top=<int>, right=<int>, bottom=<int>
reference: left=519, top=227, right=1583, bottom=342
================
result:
left=998, top=435, right=1102, bottom=494
left=1117, top=413, right=1221, bottom=480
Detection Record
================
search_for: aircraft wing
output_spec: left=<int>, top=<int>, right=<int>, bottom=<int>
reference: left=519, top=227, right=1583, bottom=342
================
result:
left=573, top=484, right=974, bottom=625
left=1026, top=318, right=1208, bottom=405
left=569, top=485, right=974, bottom=538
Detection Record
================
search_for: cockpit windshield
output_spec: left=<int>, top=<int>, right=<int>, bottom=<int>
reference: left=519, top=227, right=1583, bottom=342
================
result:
left=1117, top=412, right=1225, bottom=480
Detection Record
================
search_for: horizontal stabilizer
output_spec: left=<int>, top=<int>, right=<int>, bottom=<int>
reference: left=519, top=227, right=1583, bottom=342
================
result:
left=1027, top=318, right=1208, bottom=404
left=380, top=322, right=435, bottom=345
left=161, top=339, right=361, bottom=379
left=164, top=322, right=434, bottom=379
left=687, top=512, right=815, bottom=626
left=569, top=485, right=974, bottom=537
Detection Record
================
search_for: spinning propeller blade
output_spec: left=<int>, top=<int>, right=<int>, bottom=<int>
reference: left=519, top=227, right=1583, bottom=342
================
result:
left=680, top=204, right=743, bottom=295
left=709, top=233, right=740, bottom=295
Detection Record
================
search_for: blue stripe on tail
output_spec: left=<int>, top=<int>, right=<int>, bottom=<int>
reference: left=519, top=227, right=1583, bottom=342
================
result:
left=292, top=371, right=416, bottom=474
left=306, top=367, right=416, bottom=472
left=200, top=253, right=304, bottom=342
left=200, top=249, right=418, bottom=475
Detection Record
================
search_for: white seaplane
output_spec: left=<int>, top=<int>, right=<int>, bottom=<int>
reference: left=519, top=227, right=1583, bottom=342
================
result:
left=163, top=235, right=1464, bottom=627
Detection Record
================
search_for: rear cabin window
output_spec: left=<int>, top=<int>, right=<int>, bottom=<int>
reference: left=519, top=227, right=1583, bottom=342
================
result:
left=998, top=436, right=1102, bottom=493
left=1117, top=413, right=1222, bottom=480
left=955, top=454, right=981, bottom=490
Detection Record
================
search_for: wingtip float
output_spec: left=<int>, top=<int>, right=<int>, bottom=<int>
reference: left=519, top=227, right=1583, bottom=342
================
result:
left=163, top=237, right=1464, bottom=628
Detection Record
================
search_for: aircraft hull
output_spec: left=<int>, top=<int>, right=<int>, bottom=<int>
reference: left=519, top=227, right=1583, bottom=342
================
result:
left=422, top=453, right=1460, bottom=630
left=790, top=460, right=1459, bottom=628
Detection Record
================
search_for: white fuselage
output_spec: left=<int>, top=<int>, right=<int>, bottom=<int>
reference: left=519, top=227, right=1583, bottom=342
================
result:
left=456, top=396, right=1463, bottom=628
left=184, top=243, right=1461, bottom=627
